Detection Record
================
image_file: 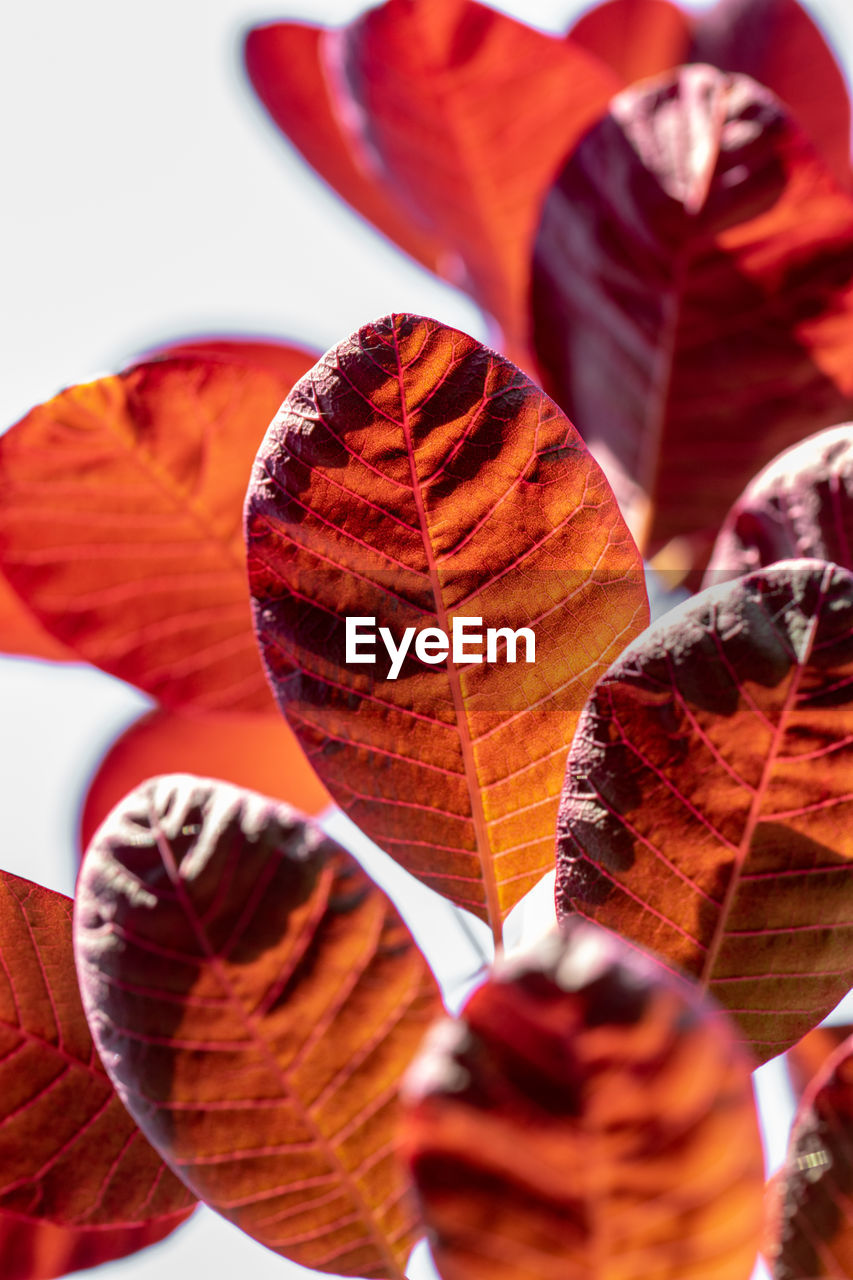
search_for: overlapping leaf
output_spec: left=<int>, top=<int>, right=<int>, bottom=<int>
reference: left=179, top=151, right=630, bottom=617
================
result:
left=531, top=66, right=853, bottom=572
left=764, top=1035, right=853, bottom=1278
left=787, top=1024, right=853, bottom=1097
left=705, top=424, right=853, bottom=584
left=79, top=708, right=330, bottom=854
left=0, top=342, right=315, bottom=709
left=0, top=1208, right=193, bottom=1280
left=557, top=559, right=853, bottom=1062
left=0, top=870, right=195, bottom=1232
left=247, top=0, right=619, bottom=351
left=400, top=919, right=764, bottom=1280
left=244, top=21, right=444, bottom=274
left=569, top=0, right=851, bottom=186
left=245, top=314, right=649, bottom=934
left=74, top=774, right=442, bottom=1278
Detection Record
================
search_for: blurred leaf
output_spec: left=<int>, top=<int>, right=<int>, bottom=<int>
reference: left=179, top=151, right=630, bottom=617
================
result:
left=764, top=1034, right=853, bottom=1278
left=400, top=919, right=764, bottom=1280
left=532, top=66, right=853, bottom=571
left=787, top=1024, right=853, bottom=1097
left=0, top=871, right=195, bottom=1229
left=80, top=708, right=330, bottom=853
left=245, top=313, right=648, bottom=935
left=0, top=1207, right=194, bottom=1280
left=705, top=424, right=853, bottom=584
left=0, top=343, right=314, bottom=709
left=247, top=0, right=619, bottom=351
left=569, top=0, right=851, bottom=186
left=0, top=572, right=71, bottom=663
left=75, top=775, right=442, bottom=1278
left=557, top=560, right=853, bottom=1062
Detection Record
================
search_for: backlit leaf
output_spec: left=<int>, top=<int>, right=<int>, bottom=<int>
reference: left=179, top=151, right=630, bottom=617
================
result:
left=79, top=708, right=330, bottom=853
left=244, top=22, right=444, bottom=274
left=400, top=919, right=764, bottom=1280
left=0, top=871, right=195, bottom=1229
left=0, top=1207, right=194, bottom=1280
left=74, top=774, right=442, bottom=1278
left=569, top=0, right=851, bottom=187
left=557, top=559, right=853, bottom=1062
left=705, top=424, right=853, bottom=584
left=245, top=313, right=649, bottom=935
left=0, top=344, right=315, bottom=710
left=764, top=1034, right=853, bottom=1278
left=0, top=572, right=71, bottom=663
left=532, top=66, right=853, bottom=571
left=256, top=0, right=619, bottom=350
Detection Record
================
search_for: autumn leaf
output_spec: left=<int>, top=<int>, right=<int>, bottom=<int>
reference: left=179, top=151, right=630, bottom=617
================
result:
left=245, top=313, right=648, bottom=936
left=0, top=343, right=315, bottom=709
left=0, top=571, right=71, bottom=663
left=246, top=0, right=619, bottom=353
left=400, top=919, right=764, bottom=1280
left=0, top=870, right=195, bottom=1232
left=0, top=1208, right=194, bottom=1280
left=764, top=1034, right=853, bottom=1278
left=74, top=774, right=442, bottom=1278
left=80, top=708, right=330, bottom=854
left=557, top=559, right=853, bottom=1062
left=569, top=0, right=851, bottom=187
left=531, top=65, right=853, bottom=572
left=705, top=424, right=853, bottom=584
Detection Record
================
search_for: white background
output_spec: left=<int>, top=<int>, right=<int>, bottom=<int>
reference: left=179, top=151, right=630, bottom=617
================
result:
left=2, top=1, right=853, bottom=1277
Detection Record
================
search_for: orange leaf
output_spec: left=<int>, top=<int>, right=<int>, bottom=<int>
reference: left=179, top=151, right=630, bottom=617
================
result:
left=400, top=920, right=764, bottom=1280
left=248, top=1, right=619, bottom=350
left=0, top=344, right=314, bottom=710
left=245, top=314, right=649, bottom=935
left=557, top=559, right=853, bottom=1063
left=0, top=871, right=195, bottom=1229
left=0, top=1207, right=194, bottom=1280
left=569, top=0, right=851, bottom=187
left=764, top=1034, right=853, bottom=1277
left=244, top=22, right=445, bottom=275
left=0, top=571, right=71, bottom=663
left=74, top=775, right=442, bottom=1278
left=80, top=708, right=330, bottom=853
left=532, top=66, right=853, bottom=571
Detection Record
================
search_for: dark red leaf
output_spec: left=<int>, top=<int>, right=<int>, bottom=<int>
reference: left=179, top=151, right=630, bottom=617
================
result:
left=557, top=559, right=853, bottom=1062
left=79, top=707, right=330, bottom=854
left=705, top=424, right=853, bottom=584
left=400, top=919, right=764, bottom=1280
left=569, top=0, right=851, bottom=188
left=245, top=313, right=648, bottom=935
left=0, top=344, right=314, bottom=709
left=0, top=1207, right=194, bottom=1280
left=74, top=775, right=442, bottom=1278
left=764, top=1034, right=853, bottom=1277
left=532, top=66, right=853, bottom=571
left=0, top=871, right=195, bottom=1229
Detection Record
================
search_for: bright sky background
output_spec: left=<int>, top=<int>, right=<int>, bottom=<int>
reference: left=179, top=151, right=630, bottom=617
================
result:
left=2, top=1, right=853, bottom=1277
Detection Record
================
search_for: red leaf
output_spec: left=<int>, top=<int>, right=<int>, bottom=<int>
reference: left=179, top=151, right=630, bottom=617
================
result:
left=74, top=775, right=442, bottom=1278
left=0, top=572, right=72, bottom=663
left=705, top=424, right=853, bottom=584
left=0, top=871, right=195, bottom=1229
left=764, top=1034, right=853, bottom=1277
left=244, top=22, right=445, bottom=275
left=569, top=0, right=851, bottom=188
left=532, top=66, right=853, bottom=571
left=245, top=313, right=648, bottom=935
left=0, top=344, right=314, bottom=709
left=247, top=2, right=619, bottom=350
left=80, top=708, right=330, bottom=853
left=787, top=1024, right=853, bottom=1097
left=146, top=335, right=319, bottom=383
left=557, top=559, right=853, bottom=1062
left=400, top=920, right=764, bottom=1280
left=0, top=1207, right=194, bottom=1280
